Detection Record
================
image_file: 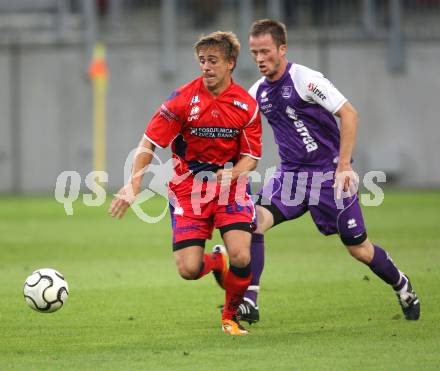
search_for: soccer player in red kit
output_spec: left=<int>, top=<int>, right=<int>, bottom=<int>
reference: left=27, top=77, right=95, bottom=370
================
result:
left=109, top=31, right=262, bottom=335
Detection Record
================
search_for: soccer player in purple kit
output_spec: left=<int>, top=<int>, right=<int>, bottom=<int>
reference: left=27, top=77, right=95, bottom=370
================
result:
left=229, top=19, right=420, bottom=324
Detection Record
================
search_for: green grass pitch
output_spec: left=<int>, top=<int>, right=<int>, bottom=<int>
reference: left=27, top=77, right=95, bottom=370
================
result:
left=1, top=191, right=439, bottom=370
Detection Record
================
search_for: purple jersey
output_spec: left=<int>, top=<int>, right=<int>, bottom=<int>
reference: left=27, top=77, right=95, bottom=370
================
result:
left=249, top=62, right=347, bottom=171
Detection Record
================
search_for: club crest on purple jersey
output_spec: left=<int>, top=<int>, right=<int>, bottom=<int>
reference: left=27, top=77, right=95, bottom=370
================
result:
left=281, top=85, right=293, bottom=99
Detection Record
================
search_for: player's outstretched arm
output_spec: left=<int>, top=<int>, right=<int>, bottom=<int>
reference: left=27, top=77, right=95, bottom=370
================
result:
left=109, top=137, right=156, bottom=219
left=334, top=101, right=359, bottom=198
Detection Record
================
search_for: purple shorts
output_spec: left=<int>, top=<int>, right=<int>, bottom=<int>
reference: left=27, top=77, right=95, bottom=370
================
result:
left=257, top=169, right=367, bottom=245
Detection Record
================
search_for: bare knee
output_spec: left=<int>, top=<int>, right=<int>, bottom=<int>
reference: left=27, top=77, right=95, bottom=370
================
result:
left=222, top=230, right=251, bottom=267
left=228, top=250, right=250, bottom=268
left=346, top=239, right=374, bottom=263
left=175, top=261, right=201, bottom=280
left=254, top=205, right=274, bottom=234
left=173, top=246, right=204, bottom=280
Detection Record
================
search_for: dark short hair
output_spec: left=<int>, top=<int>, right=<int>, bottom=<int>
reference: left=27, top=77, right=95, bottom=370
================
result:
left=193, top=31, right=241, bottom=70
left=249, top=19, right=287, bottom=47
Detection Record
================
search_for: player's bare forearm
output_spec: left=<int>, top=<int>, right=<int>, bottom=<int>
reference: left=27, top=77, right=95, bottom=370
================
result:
left=216, top=155, right=258, bottom=186
left=334, top=101, right=359, bottom=197
left=109, top=137, right=155, bottom=218
left=335, top=101, right=358, bottom=168
left=129, top=137, right=156, bottom=194
left=231, top=155, right=258, bottom=180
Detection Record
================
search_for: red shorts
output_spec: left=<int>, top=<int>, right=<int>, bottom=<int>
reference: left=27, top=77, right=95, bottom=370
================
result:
left=169, top=192, right=256, bottom=251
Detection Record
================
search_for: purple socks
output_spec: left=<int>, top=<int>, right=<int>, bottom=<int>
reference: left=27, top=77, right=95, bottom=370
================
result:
left=368, top=245, right=404, bottom=288
left=244, top=240, right=406, bottom=309
left=244, top=233, right=265, bottom=306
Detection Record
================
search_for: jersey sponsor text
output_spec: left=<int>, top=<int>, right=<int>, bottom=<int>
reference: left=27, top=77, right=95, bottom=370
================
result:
left=190, top=126, right=240, bottom=139
left=286, top=106, right=318, bottom=153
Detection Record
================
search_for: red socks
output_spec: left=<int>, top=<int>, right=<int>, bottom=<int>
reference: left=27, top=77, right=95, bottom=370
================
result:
left=196, top=253, right=224, bottom=279
left=196, top=255, right=252, bottom=321
left=222, top=265, right=252, bottom=320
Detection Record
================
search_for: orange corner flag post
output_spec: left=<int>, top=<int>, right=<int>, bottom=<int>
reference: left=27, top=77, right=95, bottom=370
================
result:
left=89, top=43, right=109, bottom=189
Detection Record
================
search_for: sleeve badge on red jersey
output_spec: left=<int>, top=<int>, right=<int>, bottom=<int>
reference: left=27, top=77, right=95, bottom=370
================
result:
left=159, top=104, right=179, bottom=122
left=233, top=100, right=248, bottom=111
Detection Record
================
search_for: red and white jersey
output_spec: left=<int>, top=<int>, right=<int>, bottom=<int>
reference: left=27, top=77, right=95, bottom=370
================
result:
left=144, top=76, right=262, bottom=197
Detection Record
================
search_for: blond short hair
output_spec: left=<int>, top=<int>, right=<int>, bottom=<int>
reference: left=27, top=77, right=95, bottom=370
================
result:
left=193, top=31, right=241, bottom=71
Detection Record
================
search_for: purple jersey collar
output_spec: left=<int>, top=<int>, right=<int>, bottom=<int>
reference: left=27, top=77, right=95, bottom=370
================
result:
left=263, top=62, right=293, bottom=85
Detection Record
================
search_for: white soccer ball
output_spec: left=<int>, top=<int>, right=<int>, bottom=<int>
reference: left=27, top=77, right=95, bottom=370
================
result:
left=23, top=268, right=69, bottom=313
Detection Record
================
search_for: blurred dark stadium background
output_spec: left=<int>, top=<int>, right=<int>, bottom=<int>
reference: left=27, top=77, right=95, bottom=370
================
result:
left=1, top=0, right=439, bottom=193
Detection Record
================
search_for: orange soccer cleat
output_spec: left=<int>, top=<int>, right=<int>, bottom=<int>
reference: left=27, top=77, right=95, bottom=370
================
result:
left=222, top=317, right=249, bottom=336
